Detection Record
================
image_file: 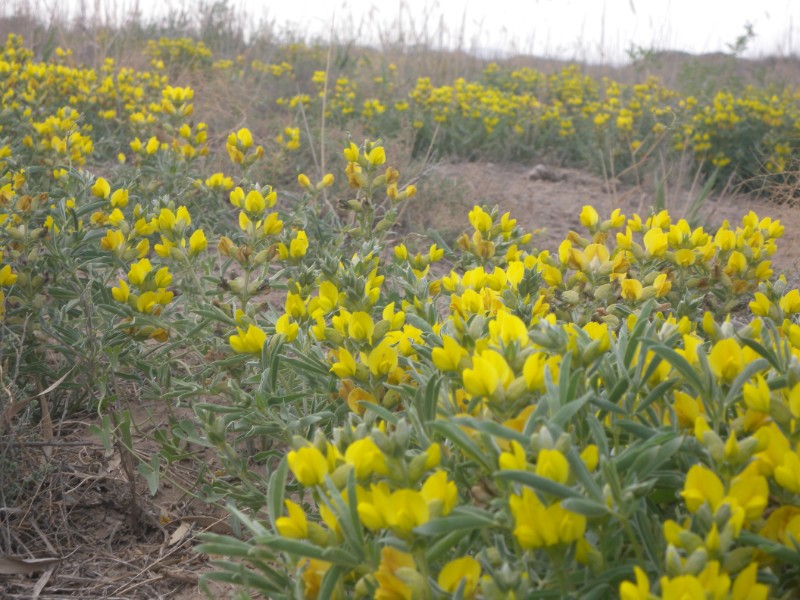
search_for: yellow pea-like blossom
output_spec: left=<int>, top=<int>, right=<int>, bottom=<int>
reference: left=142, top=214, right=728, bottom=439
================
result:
left=463, top=350, right=512, bottom=397
left=188, top=229, right=207, bottom=256
left=579, top=205, right=599, bottom=228
left=620, top=278, right=643, bottom=301
left=229, top=324, right=267, bottom=354
left=348, top=311, right=374, bottom=342
left=344, top=437, right=388, bottom=479
left=708, top=338, right=744, bottom=383
left=91, top=177, right=110, bottom=199
left=287, top=445, right=328, bottom=487
left=420, top=470, right=457, bottom=516
left=275, top=500, right=308, bottom=539
left=743, top=374, right=770, bottom=413
left=437, top=556, right=481, bottom=595
left=330, top=347, right=357, bottom=378
left=366, top=339, right=398, bottom=376
left=681, top=464, right=724, bottom=513
left=432, top=335, right=467, bottom=371
left=536, top=448, right=570, bottom=484
left=619, top=566, right=650, bottom=600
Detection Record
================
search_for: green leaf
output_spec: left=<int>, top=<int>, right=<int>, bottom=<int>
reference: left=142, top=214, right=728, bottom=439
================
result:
left=267, top=457, right=288, bottom=531
left=361, top=401, right=399, bottom=424
left=425, top=530, right=471, bottom=562
left=724, top=358, right=770, bottom=409
left=560, top=497, right=609, bottom=517
left=740, top=531, right=800, bottom=566
left=318, top=565, right=344, bottom=600
left=550, top=391, right=593, bottom=428
left=740, top=337, right=781, bottom=372
left=566, top=448, right=603, bottom=501
left=137, top=454, right=160, bottom=496
left=646, top=344, right=706, bottom=397
left=414, top=507, right=496, bottom=536
left=495, top=470, right=581, bottom=499
left=451, top=417, right=529, bottom=445
left=429, top=421, right=494, bottom=472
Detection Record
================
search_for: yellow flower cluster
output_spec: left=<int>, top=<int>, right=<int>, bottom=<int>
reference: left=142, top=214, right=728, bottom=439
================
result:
left=226, top=140, right=800, bottom=598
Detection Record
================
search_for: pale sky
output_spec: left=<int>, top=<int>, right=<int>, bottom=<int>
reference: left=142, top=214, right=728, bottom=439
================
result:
left=7, top=0, right=799, bottom=62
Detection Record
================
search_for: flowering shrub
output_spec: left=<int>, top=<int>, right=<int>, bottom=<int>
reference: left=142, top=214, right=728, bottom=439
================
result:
left=197, top=173, right=800, bottom=597
left=2, top=31, right=800, bottom=599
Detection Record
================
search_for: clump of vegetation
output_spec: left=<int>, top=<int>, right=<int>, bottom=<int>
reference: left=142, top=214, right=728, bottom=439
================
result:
left=1, top=19, right=800, bottom=599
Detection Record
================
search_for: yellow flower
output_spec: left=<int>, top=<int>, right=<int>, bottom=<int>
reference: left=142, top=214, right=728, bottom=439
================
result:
left=749, top=292, right=771, bottom=316
left=728, top=472, right=768, bottom=522
left=111, top=279, right=130, bottom=303
left=708, top=338, right=744, bottom=383
left=330, top=347, right=357, bottom=378
left=743, top=374, right=770, bottom=413
left=188, top=229, right=207, bottom=256
left=348, top=311, right=374, bottom=342
left=499, top=440, right=528, bottom=471
left=673, top=391, right=706, bottom=428
left=509, top=488, right=586, bottom=548
left=659, top=575, right=706, bottom=600
left=229, top=324, right=267, bottom=354
left=91, top=177, right=110, bottom=199
left=681, top=464, right=723, bottom=513
left=437, top=556, right=481, bottom=596
left=275, top=314, right=299, bottom=342
left=275, top=500, right=308, bottom=539
left=652, top=272, right=671, bottom=297
left=287, top=446, right=328, bottom=487
left=619, top=566, right=650, bottom=600
left=289, top=230, right=309, bottom=258
left=775, top=449, right=800, bottom=495
left=579, top=205, right=599, bottom=228
left=384, top=489, right=430, bottom=535
left=100, top=229, right=126, bottom=254
left=731, top=563, right=768, bottom=600
left=320, top=173, right=334, bottom=188
left=523, top=352, right=547, bottom=391
left=299, top=558, right=332, bottom=600
left=374, top=546, right=415, bottom=600
left=468, top=205, right=492, bottom=233
left=366, top=339, right=398, bottom=376
left=110, top=188, right=128, bottom=208
left=344, top=438, right=387, bottom=479
left=229, top=187, right=245, bottom=207
left=298, top=173, right=311, bottom=189
left=263, top=212, right=283, bottom=235
left=780, top=289, right=800, bottom=314
left=420, top=470, right=457, bottom=516
left=643, top=227, right=667, bottom=257
left=580, top=445, right=599, bottom=472
left=726, top=251, right=747, bottom=274
left=236, top=127, right=253, bottom=149
left=536, top=448, right=569, bottom=484
left=620, top=278, right=643, bottom=301
left=128, top=258, right=152, bottom=286
left=145, top=136, right=160, bottom=154
left=431, top=336, right=467, bottom=371
left=463, top=350, right=512, bottom=397
left=367, top=146, right=386, bottom=166
left=315, top=281, right=339, bottom=314
left=343, top=142, right=359, bottom=162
